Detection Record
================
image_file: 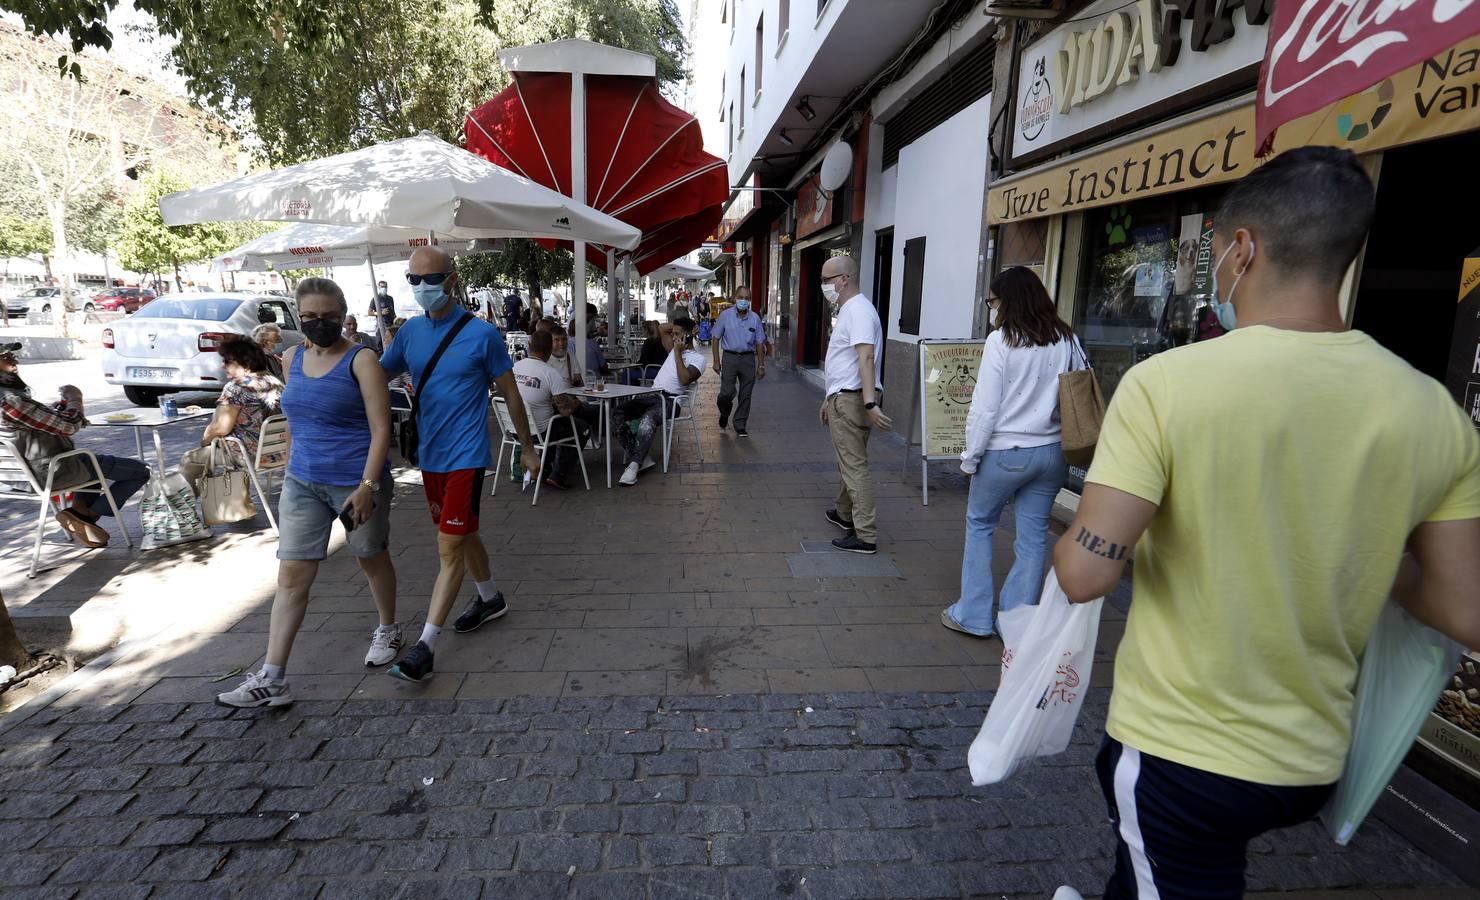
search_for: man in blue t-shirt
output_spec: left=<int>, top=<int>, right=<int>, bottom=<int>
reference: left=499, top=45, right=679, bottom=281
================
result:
left=380, top=247, right=539, bottom=684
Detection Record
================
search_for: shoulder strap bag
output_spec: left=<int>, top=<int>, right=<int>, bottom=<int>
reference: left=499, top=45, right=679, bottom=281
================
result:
left=402, top=314, right=475, bottom=467
left=1057, top=337, right=1106, bottom=469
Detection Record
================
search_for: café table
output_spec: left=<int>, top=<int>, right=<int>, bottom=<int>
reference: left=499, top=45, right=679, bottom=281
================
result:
left=89, top=407, right=213, bottom=481
left=560, top=383, right=666, bottom=488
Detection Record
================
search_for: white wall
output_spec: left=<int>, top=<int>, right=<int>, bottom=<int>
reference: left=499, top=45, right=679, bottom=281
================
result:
left=859, top=115, right=893, bottom=302
left=887, top=93, right=992, bottom=344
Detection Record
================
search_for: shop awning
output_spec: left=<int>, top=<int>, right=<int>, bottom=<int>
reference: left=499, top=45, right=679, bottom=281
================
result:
left=464, top=72, right=729, bottom=276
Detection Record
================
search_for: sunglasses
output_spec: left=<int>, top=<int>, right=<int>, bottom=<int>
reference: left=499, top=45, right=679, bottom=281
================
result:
left=406, top=272, right=452, bottom=286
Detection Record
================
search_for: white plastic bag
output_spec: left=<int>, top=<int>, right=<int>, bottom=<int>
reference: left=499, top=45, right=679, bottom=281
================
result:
left=139, top=470, right=213, bottom=550
left=968, top=569, right=1104, bottom=785
left=1322, top=601, right=1462, bottom=844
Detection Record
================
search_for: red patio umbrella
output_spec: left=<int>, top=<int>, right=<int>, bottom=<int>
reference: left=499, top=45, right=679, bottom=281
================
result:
left=463, top=72, right=728, bottom=275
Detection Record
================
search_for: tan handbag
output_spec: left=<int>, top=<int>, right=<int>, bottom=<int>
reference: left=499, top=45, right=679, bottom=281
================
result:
left=200, top=440, right=257, bottom=525
left=1058, top=340, right=1106, bottom=469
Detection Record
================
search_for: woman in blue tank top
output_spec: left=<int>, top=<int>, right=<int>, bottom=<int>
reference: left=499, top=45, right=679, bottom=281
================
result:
left=217, top=277, right=401, bottom=709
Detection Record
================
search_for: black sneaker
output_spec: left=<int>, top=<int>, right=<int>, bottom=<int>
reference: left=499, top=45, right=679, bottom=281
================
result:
left=832, top=534, right=877, bottom=555
left=824, top=509, right=855, bottom=532
left=734, top=426, right=749, bottom=437
left=718, top=411, right=729, bottom=429
left=387, top=641, right=434, bottom=682
left=453, top=592, right=508, bottom=633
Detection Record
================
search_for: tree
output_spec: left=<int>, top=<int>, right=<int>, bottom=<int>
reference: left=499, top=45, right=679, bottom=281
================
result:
left=115, top=171, right=235, bottom=289
left=0, top=215, right=50, bottom=261
left=457, top=242, right=577, bottom=309
left=6, top=1, right=685, bottom=168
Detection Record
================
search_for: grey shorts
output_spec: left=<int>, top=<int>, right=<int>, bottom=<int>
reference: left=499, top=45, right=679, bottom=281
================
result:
left=277, top=472, right=392, bottom=561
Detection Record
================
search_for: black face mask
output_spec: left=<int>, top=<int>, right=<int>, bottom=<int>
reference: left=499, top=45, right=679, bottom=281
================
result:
left=301, top=318, right=342, bottom=348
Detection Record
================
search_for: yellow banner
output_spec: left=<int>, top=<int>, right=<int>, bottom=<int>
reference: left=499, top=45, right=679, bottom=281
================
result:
left=1462, top=254, right=1480, bottom=304
left=988, top=37, right=1480, bottom=226
left=919, top=340, right=986, bottom=458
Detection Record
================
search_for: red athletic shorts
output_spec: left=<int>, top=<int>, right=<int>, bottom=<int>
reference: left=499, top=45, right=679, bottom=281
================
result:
left=421, top=469, right=484, bottom=535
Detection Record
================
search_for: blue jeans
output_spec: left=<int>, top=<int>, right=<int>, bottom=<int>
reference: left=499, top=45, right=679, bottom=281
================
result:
left=73, top=454, right=151, bottom=518
left=947, top=442, right=1067, bottom=636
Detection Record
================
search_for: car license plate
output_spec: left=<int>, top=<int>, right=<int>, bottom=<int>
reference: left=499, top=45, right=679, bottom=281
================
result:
left=129, top=367, right=174, bottom=382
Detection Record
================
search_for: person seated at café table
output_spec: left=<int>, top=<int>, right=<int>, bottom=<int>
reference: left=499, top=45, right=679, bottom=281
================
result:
left=252, top=323, right=285, bottom=381
left=613, top=316, right=706, bottom=486
left=179, top=336, right=285, bottom=493
left=0, top=347, right=149, bottom=548
left=512, top=331, right=586, bottom=490
left=344, top=315, right=379, bottom=352
left=546, top=324, right=600, bottom=438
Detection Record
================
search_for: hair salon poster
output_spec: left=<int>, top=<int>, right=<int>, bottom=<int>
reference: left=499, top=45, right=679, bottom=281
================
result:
left=1450, top=247, right=1480, bottom=431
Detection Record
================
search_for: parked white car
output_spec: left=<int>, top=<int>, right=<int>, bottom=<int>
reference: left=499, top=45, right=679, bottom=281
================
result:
left=102, top=292, right=305, bottom=406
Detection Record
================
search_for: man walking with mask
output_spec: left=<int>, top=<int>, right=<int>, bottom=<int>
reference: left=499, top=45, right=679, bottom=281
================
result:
left=380, top=247, right=540, bottom=684
left=712, top=286, right=767, bottom=436
left=1052, top=148, right=1480, bottom=898
left=369, top=280, right=396, bottom=348
left=819, top=256, right=890, bottom=554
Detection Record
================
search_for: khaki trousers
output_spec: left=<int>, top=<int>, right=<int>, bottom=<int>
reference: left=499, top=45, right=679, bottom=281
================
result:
left=827, top=392, right=876, bottom=543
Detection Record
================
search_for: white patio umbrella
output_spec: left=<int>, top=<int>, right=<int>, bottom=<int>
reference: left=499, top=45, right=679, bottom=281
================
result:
left=645, top=259, right=712, bottom=282
left=210, top=223, right=484, bottom=273
left=160, top=133, right=642, bottom=250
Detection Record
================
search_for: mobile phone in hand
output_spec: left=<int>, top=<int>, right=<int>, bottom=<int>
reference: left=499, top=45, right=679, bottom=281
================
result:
left=338, top=508, right=357, bottom=533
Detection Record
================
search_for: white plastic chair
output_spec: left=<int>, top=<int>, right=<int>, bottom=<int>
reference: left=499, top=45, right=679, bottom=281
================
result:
left=661, top=382, right=702, bottom=471
left=490, top=397, right=589, bottom=506
left=220, top=414, right=290, bottom=534
left=1, top=437, right=133, bottom=578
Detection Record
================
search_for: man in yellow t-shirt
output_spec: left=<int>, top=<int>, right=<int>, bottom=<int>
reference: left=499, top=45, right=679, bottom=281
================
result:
left=1053, top=147, right=1480, bottom=899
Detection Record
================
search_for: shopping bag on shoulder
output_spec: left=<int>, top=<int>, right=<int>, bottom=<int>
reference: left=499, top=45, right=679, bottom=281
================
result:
left=1322, top=601, right=1462, bottom=844
left=968, top=569, right=1104, bottom=785
left=139, top=470, right=213, bottom=550
left=1058, top=340, right=1105, bottom=469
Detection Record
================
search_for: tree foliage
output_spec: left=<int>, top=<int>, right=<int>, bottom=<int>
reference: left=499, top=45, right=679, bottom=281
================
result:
left=115, top=171, right=236, bottom=282
left=457, top=241, right=577, bottom=305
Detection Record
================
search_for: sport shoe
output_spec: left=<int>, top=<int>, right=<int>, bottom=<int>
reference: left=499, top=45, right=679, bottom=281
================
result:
left=1052, top=888, right=1085, bottom=900
left=824, top=509, right=855, bottom=532
left=454, top=592, right=508, bottom=633
left=619, top=461, right=640, bottom=486
left=365, top=624, right=403, bottom=667
left=216, top=671, right=292, bottom=708
left=718, top=410, right=729, bottom=429
left=832, top=533, right=877, bottom=555
left=734, top=426, right=748, bottom=437
left=638, top=458, right=657, bottom=474
left=387, top=640, right=434, bottom=682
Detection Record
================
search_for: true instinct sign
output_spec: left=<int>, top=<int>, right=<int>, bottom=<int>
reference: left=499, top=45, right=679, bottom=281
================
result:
left=990, top=34, right=1480, bottom=226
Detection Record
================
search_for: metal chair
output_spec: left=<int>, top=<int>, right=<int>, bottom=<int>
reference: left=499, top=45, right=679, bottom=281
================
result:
left=661, top=382, right=702, bottom=471
left=490, top=398, right=589, bottom=506
left=1, top=437, right=133, bottom=578
left=220, top=414, right=291, bottom=534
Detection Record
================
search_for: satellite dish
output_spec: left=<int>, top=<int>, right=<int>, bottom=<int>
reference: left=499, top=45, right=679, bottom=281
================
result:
left=819, top=142, right=853, bottom=192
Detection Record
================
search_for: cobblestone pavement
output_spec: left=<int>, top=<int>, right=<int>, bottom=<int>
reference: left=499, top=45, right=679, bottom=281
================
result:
left=0, top=688, right=1465, bottom=899
left=0, top=357, right=1471, bottom=897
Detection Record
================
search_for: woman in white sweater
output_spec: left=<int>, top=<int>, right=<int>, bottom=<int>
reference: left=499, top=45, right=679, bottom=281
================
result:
left=943, top=267, right=1081, bottom=637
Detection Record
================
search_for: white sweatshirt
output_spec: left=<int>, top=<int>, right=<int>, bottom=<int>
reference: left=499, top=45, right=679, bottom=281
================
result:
left=959, top=330, right=1082, bottom=473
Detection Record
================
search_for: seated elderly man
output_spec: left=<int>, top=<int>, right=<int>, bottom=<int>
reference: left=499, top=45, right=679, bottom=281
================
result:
left=0, top=347, right=149, bottom=547
left=613, top=317, right=706, bottom=486
left=511, top=331, right=584, bottom=490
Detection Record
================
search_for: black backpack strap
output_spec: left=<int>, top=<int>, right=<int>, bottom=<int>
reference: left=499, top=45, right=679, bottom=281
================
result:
left=410, top=313, right=475, bottom=420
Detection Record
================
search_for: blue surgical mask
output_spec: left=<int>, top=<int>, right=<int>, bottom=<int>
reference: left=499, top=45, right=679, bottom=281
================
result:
left=1210, top=239, right=1252, bottom=331
left=734, top=299, right=750, bottom=313
left=412, top=281, right=451, bottom=313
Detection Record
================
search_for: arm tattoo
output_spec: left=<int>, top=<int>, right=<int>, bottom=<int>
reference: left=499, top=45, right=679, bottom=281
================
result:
left=1074, top=526, right=1129, bottom=561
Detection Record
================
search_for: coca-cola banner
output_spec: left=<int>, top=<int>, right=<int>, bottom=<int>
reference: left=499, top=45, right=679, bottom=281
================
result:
left=1256, top=0, right=1480, bottom=154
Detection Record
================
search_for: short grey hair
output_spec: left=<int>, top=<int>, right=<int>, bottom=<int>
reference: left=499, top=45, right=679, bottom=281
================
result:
left=251, top=323, right=281, bottom=342
left=294, top=276, right=348, bottom=314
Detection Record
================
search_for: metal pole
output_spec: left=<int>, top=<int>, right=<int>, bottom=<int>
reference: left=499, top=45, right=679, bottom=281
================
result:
left=571, top=71, right=588, bottom=379
left=606, top=247, right=617, bottom=351
left=624, top=256, right=635, bottom=344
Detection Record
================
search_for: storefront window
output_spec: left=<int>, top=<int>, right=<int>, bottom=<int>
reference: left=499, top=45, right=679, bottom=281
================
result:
left=1076, top=187, right=1230, bottom=401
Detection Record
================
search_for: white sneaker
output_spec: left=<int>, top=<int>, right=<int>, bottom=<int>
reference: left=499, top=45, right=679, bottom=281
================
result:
left=1052, top=887, right=1085, bottom=900
left=365, top=624, right=403, bottom=667
left=639, top=458, right=657, bottom=474
left=619, top=462, right=640, bottom=486
left=216, top=671, right=292, bottom=708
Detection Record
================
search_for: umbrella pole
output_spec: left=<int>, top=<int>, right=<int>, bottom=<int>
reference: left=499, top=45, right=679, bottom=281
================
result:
left=605, top=247, right=617, bottom=352
left=624, top=256, right=635, bottom=347
left=364, top=244, right=378, bottom=327
left=571, top=70, right=589, bottom=383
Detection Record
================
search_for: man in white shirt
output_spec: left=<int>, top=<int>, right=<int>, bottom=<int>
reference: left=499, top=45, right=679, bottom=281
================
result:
left=511, top=331, right=583, bottom=490
left=614, top=317, right=707, bottom=486
left=819, top=255, right=891, bottom=554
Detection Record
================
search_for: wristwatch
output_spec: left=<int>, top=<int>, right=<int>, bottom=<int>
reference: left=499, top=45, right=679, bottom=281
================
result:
left=360, top=479, right=381, bottom=493
left=864, top=401, right=878, bottom=410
